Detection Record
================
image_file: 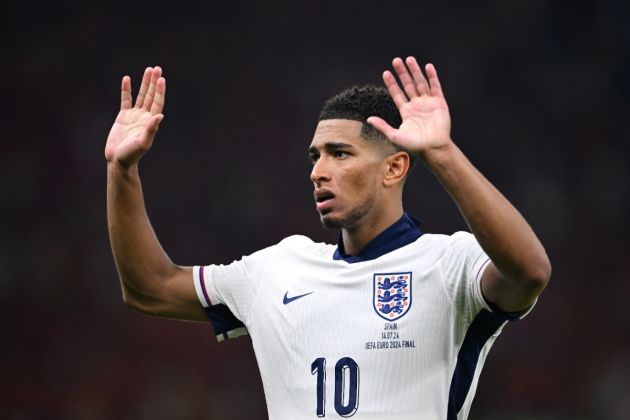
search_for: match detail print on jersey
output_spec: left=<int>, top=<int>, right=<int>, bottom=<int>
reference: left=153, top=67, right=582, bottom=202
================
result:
left=373, top=272, right=412, bottom=321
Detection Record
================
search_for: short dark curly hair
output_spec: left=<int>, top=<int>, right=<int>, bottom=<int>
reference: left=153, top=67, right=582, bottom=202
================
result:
left=318, top=85, right=416, bottom=168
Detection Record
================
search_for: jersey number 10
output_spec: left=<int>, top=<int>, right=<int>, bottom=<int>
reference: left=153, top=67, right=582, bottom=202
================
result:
left=311, top=357, right=360, bottom=417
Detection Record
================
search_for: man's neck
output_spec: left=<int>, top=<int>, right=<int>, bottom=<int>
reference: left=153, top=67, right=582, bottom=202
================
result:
left=341, top=206, right=404, bottom=256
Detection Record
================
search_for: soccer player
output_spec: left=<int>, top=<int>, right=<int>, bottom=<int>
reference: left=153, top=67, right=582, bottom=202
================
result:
left=106, top=57, right=551, bottom=419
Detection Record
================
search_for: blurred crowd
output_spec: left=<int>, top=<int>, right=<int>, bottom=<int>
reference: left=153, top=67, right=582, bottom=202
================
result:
left=2, top=0, right=629, bottom=418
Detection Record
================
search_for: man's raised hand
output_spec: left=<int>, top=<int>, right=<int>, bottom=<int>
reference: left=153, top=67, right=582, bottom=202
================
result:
left=105, top=67, right=166, bottom=167
left=368, top=57, right=452, bottom=157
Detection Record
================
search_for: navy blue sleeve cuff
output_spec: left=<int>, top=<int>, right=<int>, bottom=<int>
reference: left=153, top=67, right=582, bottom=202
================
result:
left=202, top=303, right=248, bottom=342
left=480, top=288, right=532, bottom=321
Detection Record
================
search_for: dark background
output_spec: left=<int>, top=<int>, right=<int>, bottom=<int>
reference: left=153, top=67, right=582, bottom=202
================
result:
left=2, top=0, right=629, bottom=418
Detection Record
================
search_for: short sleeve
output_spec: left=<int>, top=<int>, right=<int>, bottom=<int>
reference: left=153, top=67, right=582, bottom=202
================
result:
left=438, top=231, right=493, bottom=324
left=193, top=243, right=278, bottom=341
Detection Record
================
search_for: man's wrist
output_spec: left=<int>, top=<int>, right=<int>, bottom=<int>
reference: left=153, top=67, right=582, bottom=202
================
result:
left=107, top=160, right=139, bottom=177
left=418, top=141, right=460, bottom=171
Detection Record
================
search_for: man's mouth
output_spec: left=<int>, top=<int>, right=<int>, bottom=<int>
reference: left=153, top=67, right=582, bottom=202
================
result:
left=314, top=189, right=335, bottom=211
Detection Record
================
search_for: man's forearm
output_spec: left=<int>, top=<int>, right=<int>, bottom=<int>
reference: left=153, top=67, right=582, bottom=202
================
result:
left=421, top=142, right=551, bottom=285
left=107, top=162, right=177, bottom=304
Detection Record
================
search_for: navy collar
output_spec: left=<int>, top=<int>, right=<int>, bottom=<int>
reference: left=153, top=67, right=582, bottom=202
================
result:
left=333, top=213, right=423, bottom=263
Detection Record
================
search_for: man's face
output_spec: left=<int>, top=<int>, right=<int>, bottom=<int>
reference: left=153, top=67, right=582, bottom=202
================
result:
left=308, top=119, right=391, bottom=230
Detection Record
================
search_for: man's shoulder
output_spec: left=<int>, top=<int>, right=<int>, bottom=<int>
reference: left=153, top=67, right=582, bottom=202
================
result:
left=412, top=231, right=473, bottom=247
left=404, top=231, right=477, bottom=260
left=243, top=235, right=334, bottom=265
left=277, top=234, right=335, bottom=255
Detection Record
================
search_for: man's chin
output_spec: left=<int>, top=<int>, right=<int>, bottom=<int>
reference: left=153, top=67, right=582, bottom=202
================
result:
left=318, top=204, right=371, bottom=230
left=320, top=214, right=343, bottom=230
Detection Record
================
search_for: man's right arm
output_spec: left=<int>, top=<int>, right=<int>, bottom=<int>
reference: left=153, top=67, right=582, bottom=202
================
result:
left=106, top=66, right=206, bottom=321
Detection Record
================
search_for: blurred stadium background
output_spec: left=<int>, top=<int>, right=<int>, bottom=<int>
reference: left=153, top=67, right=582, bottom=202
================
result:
left=2, top=0, right=629, bottom=418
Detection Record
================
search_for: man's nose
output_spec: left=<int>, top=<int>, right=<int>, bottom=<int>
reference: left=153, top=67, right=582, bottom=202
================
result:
left=310, top=156, right=331, bottom=185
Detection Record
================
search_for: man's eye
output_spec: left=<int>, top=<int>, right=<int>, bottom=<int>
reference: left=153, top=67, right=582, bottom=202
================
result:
left=309, top=154, right=319, bottom=164
left=334, top=151, right=349, bottom=159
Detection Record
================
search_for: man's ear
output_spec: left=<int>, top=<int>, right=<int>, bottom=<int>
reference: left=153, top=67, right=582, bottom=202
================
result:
left=383, top=151, right=410, bottom=187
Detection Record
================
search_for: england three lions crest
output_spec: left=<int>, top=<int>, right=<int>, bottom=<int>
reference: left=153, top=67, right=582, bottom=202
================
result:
left=373, top=272, right=412, bottom=321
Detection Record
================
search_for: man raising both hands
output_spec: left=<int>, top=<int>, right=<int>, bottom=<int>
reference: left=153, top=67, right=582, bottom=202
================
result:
left=106, top=58, right=550, bottom=419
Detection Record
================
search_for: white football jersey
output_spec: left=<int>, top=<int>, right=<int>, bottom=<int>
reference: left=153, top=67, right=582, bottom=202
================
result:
left=192, top=214, right=531, bottom=419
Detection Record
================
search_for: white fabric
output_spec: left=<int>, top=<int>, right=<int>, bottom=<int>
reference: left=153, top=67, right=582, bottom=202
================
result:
left=193, top=232, right=516, bottom=419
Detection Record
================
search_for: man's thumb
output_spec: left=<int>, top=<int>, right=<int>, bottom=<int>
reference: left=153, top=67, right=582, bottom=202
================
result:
left=148, top=114, right=164, bottom=133
left=367, top=116, right=396, bottom=140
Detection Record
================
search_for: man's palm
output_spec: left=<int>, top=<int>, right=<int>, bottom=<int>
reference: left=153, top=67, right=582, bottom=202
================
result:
left=368, top=57, right=452, bottom=156
left=105, top=67, right=166, bottom=167
left=393, top=94, right=451, bottom=153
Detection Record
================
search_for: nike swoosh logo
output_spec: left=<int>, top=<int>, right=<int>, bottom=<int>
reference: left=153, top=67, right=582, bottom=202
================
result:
left=283, top=291, right=314, bottom=305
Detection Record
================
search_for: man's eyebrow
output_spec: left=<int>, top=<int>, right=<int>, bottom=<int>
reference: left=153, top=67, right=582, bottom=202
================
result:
left=308, top=142, right=355, bottom=154
left=324, top=142, right=354, bottom=150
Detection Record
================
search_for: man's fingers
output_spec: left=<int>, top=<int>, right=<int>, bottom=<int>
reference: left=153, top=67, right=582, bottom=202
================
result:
left=392, top=57, right=418, bottom=99
left=150, top=77, right=166, bottom=116
left=143, top=66, right=162, bottom=112
left=135, top=67, right=153, bottom=108
left=121, top=76, right=132, bottom=110
left=383, top=71, right=408, bottom=109
left=367, top=116, right=397, bottom=140
left=425, top=63, right=444, bottom=97
left=406, top=57, right=431, bottom=96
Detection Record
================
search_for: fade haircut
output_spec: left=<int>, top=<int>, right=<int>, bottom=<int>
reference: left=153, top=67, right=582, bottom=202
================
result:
left=318, top=85, right=416, bottom=168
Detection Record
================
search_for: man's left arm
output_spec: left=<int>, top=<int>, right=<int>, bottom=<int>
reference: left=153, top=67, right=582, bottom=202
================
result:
left=369, top=56, right=551, bottom=313
left=422, top=141, right=551, bottom=312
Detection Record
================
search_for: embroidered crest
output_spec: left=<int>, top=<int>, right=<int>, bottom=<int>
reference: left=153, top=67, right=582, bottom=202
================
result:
left=373, top=272, right=412, bottom=321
